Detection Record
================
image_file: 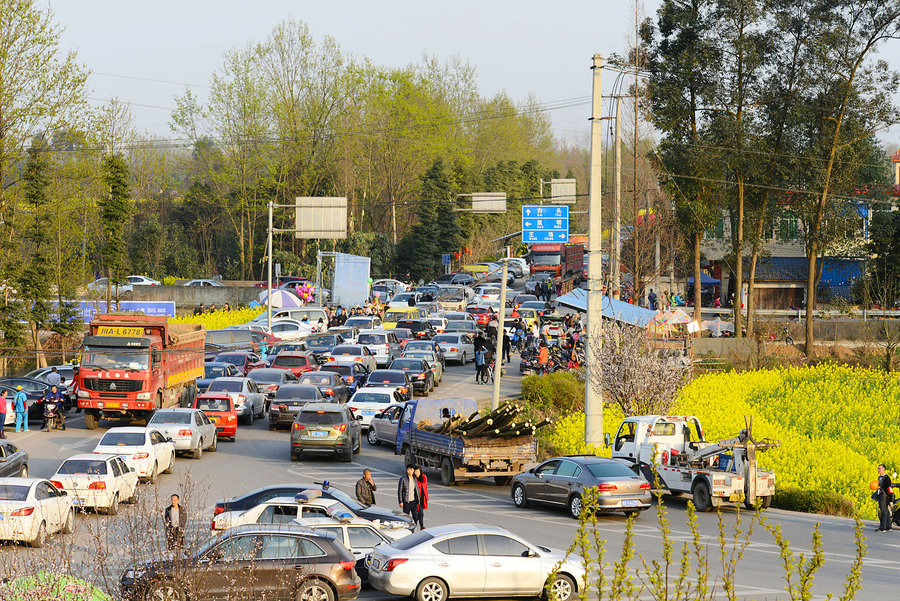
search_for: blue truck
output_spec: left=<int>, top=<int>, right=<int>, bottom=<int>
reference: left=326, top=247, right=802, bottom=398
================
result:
left=395, top=397, right=538, bottom=486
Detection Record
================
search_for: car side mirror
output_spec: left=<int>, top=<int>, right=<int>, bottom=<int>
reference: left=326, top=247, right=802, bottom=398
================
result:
left=356, top=415, right=363, bottom=421
left=604, top=433, right=612, bottom=447
left=152, top=349, right=161, bottom=364
left=167, top=437, right=174, bottom=443
left=130, top=467, right=136, bottom=472
left=526, top=549, right=538, bottom=558
left=60, top=491, right=68, bottom=496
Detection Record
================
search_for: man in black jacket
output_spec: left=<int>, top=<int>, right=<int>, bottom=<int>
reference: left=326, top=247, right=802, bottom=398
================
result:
left=356, top=469, right=377, bottom=505
left=877, top=464, right=893, bottom=532
left=164, top=494, right=187, bottom=550
left=397, top=464, right=422, bottom=530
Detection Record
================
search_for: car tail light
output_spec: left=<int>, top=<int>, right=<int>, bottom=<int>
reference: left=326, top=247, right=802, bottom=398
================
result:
left=354, top=357, right=363, bottom=362
left=640, top=483, right=652, bottom=491
left=417, top=374, right=426, bottom=380
left=345, top=376, right=354, bottom=383
left=178, top=429, right=192, bottom=436
left=237, top=394, right=246, bottom=402
left=384, top=558, right=408, bottom=572
left=327, top=357, right=336, bottom=362
left=349, top=407, right=358, bottom=412
left=50, top=480, right=64, bottom=489
left=333, top=423, right=347, bottom=432
left=267, top=385, right=278, bottom=391
left=597, top=483, right=618, bottom=492
left=214, top=506, right=224, bottom=515
left=10, top=507, right=35, bottom=517
left=293, top=423, right=305, bottom=430
left=417, top=331, right=425, bottom=336
left=450, top=347, right=458, bottom=352
left=132, top=452, right=149, bottom=460
left=274, top=404, right=286, bottom=411
left=325, top=387, right=334, bottom=395
left=399, top=387, right=409, bottom=394
left=340, top=560, right=356, bottom=571
left=88, top=482, right=107, bottom=490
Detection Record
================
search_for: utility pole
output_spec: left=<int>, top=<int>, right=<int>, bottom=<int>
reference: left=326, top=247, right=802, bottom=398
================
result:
left=267, top=201, right=273, bottom=330
left=492, top=248, right=511, bottom=410
left=585, top=54, right=604, bottom=446
left=613, top=97, right=622, bottom=301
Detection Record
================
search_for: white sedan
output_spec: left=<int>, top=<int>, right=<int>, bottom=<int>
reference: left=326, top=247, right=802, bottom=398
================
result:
left=0, top=478, right=74, bottom=548
left=347, top=387, right=407, bottom=430
left=183, top=279, right=224, bottom=287
left=92, top=427, right=176, bottom=483
left=271, top=319, right=317, bottom=340
left=326, top=345, right=378, bottom=373
left=51, top=454, right=138, bottom=515
left=213, top=494, right=358, bottom=531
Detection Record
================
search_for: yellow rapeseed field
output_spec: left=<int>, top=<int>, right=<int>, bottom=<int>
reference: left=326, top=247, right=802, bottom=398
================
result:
left=168, top=307, right=264, bottom=330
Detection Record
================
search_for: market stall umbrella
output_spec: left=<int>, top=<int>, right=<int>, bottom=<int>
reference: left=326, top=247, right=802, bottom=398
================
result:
left=665, top=308, right=693, bottom=325
left=1, top=572, right=113, bottom=601
left=257, top=289, right=304, bottom=308
left=702, top=317, right=735, bottom=337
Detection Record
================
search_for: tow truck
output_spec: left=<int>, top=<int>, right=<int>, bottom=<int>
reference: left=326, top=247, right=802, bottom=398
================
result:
left=608, top=415, right=779, bottom=511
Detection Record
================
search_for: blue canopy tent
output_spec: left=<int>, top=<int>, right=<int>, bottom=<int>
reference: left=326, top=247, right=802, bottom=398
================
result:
left=686, top=273, right=720, bottom=286
left=556, top=288, right=658, bottom=327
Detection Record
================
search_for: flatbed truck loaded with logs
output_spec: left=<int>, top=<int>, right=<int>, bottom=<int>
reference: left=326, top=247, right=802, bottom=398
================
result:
left=396, top=399, right=548, bottom=486
left=75, top=314, right=206, bottom=429
left=609, top=415, right=779, bottom=511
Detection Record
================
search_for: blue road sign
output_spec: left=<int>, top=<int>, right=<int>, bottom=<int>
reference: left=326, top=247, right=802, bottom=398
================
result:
left=441, top=253, right=451, bottom=266
left=521, top=205, right=568, bottom=243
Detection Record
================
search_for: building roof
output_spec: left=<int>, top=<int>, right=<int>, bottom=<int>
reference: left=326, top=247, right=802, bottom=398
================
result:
left=742, top=256, right=812, bottom=282
left=556, top=288, right=659, bottom=327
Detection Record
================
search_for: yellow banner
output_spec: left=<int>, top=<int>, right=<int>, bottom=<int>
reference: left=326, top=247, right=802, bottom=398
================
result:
left=97, top=326, right=144, bottom=337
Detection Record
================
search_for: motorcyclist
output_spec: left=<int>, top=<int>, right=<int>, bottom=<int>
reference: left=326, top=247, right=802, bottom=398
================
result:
left=42, top=385, right=66, bottom=431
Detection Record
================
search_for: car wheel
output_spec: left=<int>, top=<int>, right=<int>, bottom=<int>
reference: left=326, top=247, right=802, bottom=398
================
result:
left=295, top=579, right=334, bottom=601
left=192, top=442, right=203, bottom=460
left=460, top=353, right=467, bottom=365
left=145, top=580, right=186, bottom=601
left=416, top=577, right=448, bottom=601
left=269, top=421, right=277, bottom=431
left=30, top=521, right=47, bottom=548
left=61, top=508, right=75, bottom=534
left=512, top=483, right=530, bottom=508
left=208, top=434, right=217, bottom=452
left=163, top=457, right=174, bottom=474
left=19, top=464, right=28, bottom=478
left=340, top=445, right=353, bottom=463
left=544, top=574, right=576, bottom=601
left=107, top=493, right=119, bottom=516
left=291, top=451, right=301, bottom=462
left=148, top=463, right=159, bottom=484
left=367, top=428, right=379, bottom=446
left=691, top=480, right=713, bottom=513
left=567, top=494, right=583, bottom=519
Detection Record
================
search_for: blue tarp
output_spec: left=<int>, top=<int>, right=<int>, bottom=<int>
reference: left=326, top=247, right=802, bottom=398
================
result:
left=556, top=288, right=659, bottom=327
left=687, top=273, right=720, bottom=286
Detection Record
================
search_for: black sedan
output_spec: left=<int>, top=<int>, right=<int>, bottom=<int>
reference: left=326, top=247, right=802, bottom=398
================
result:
left=389, top=358, right=434, bottom=396
left=195, top=362, right=239, bottom=393
left=364, top=370, right=413, bottom=401
left=510, top=456, right=652, bottom=519
left=297, top=372, right=351, bottom=403
left=213, top=483, right=414, bottom=530
left=306, top=333, right=346, bottom=361
left=268, top=384, right=324, bottom=430
left=249, top=367, right=298, bottom=400
left=0, top=440, right=28, bottom=477
left=320, top=363, right=369, bottom=393
left=0, top=378, right=68, bottom=420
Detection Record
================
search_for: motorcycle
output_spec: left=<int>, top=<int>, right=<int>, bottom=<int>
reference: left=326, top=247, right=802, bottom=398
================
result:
left=42, top=399, right=66, bottom=431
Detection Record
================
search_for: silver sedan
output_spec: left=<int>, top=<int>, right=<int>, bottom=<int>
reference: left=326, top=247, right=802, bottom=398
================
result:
left=367, top=524, right=583, bottom=601
left=146, top=408, right=218, bottom=459
left=432, top=333, right=475, bottom=365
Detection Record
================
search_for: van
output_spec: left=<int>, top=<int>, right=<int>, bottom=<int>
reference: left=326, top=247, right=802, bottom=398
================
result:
left=383, top=307, right=425, bottom=328
left=252, top=307, right=328, bottom=327
left=206, top=329, right=256, bottom=351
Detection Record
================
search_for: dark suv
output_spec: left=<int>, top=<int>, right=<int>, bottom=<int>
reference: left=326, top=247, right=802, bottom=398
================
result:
left=120, top=524, right=361, bottom=601
left=393, top=320, right=435, bottom=340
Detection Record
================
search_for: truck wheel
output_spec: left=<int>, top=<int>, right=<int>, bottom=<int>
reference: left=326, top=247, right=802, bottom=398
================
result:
left=440, top=458, right=456, bottom=486
left=84, top=410, right=98, bottom=430
left=747, top=496, right=772, bottom=510
left=691, top=481, right=713, bottom=512
left=403, top=446, right=414, bottom=467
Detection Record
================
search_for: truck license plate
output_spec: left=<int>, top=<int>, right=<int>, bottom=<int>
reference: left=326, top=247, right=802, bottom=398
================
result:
left=310, top=431, right=328, bottom=438
left=622, top=500, right=639, bottom=507
left=106, top=402, right=120, bottom=408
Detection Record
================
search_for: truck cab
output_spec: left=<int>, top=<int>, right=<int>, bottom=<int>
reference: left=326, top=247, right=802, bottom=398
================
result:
left=611, top=415, right=706, bottom=467
left=394, top=398, right=478, bottom=456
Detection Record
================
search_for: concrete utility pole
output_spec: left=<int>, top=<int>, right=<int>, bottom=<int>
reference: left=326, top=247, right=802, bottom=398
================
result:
left=267, top=201, right=273, bottom=330
left=492, top=248, right=511, bottom=410
left=613, top=97, right=622, bottom=301
left=586, top=54, right=604, bottom=446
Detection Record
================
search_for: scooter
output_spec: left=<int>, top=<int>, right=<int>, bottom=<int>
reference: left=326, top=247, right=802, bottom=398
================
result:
left=42, top=400, right=66, bottom=431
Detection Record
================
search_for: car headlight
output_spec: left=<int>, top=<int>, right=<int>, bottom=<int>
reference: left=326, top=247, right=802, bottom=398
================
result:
left=136, top=392, right=151, bottom=400
left=77, top=390, right=89, bottom=398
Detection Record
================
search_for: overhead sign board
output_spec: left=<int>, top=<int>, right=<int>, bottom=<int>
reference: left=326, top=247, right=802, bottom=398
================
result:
left=521, top=205, right=569, bottom=243
left=550, top=178, right=577, bottom=204
left=295, top=197, right=348, bottom=239
left=472, top=192, right=507, bottom=214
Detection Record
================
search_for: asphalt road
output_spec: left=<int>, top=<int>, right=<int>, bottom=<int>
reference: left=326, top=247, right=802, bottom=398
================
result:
left=2, top=356, right=897, bottom=600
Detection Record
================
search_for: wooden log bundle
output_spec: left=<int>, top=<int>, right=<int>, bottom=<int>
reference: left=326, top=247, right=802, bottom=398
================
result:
left=438, top=402, right=552, bottom=440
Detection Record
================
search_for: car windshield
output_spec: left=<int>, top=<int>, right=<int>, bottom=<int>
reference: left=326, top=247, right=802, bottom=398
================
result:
left=57, top=459, right=108, bottom=475
left=344, top=318, right=374, bottom=328
left=392, top=360, right=422, bottom=371
left=208, top=380, right=242, bottom=393
left=357, top=334, right=385, bottom=345
left=299, top=374, right=333, bottom=386
left=446, top=322, right=474, bottom=332
left=205, top=365, right=229, bottom=378
left=331, top=346, right=360, bottom=355
left=466, top=307, right=488, bottom=315
left=251, top=371, right=283, bottom=384
left=405, top=342, right=432, bottom=350
left=393, top=293, right=414, bottom=302
left=432, top=335, right=458, bottom=344
left=308, top=336, right=337, bottom=347
left=323, top=487, right=363, bottom=510
left=515, top=296, right=537, bottom=304
left=273, top=356, right=309, bottom=367
left=0, top=485, right=30, bottom=501
left=215, top=354, right=244, bottom=366
left=196, top=398, right=232, bottom=412
left=272, top=344, right=305, bottom=354
left=82, top=347, right=149, bottom=371
left=391, top=531, right=434, bottom=550
left=532, top=253, right=561, bottom=266
left=298, top=411, right=342, bottom=425
left=350, top=392, right=392, bottom=403
left=98, top=432, right=145, bottom=446
left=322, top=365, right=351, bottom=376
left=586, top=463, right=640, bottom=479
left=149, top=412, right=191, bottom=425
left=276, top=386, right=318, bottom=400
left=369, top=372, right=404, bottom=384
left=393, top=329, right=413, bottom=339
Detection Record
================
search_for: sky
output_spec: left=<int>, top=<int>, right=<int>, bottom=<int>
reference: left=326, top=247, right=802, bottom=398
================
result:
left=46, top=0, right=900, bottom=149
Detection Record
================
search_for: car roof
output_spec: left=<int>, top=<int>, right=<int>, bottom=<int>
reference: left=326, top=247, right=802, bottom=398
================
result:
left=153, top=408, right=200, bottom=413
left=223, top=523, right=334, bottom=539
left=63, top=453, right=116, bottom=461
left=300, top=403, right=342, bottom=412
left=352, top=387, right=396, bottom=395
left=0, top=477, right=41, bottom=487
left=358, top=329, right=387, bottom=335
left=250, top=368, right=288, bottom=375
left=412, top=523, right=511, bottom=538
left=102, top=426, right=151, bottom=434
left=275, top=351, right=313, bottom=357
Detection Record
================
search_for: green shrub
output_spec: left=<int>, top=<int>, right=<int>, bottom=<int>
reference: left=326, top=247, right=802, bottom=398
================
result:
left=521, top=371, right=584, bottom=414
left=772, top=486, right=857, bottom=517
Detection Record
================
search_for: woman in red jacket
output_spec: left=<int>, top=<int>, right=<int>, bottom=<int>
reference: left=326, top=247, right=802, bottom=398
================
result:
left=413, top=466, right=428, bottom=530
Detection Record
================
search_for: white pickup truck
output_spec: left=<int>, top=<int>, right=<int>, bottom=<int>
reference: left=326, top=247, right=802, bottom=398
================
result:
left=608, top=415, right=778, bottom=512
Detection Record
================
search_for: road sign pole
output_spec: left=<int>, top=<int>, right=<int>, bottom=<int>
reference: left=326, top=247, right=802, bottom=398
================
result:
left=585, top=54, right=604, bottom=447
left=492, top=249, right=510, bottom=410
left=267, top=201, right=273, bottom=330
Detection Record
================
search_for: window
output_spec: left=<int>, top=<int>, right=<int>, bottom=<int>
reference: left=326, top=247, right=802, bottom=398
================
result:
left=706, top=216, right=725, bottom=240
left=257, top=505, right=298, bottom=524
left=586, top=462, right=641, bottom=479
left=300, top=506, right=328, bottom=518
left=651, top=422, right=676, bottom=436
left=614, top=422, right=636, bottom=451
left=481, top=535, right=530, bottom=557
left=298, top=539, right=327, bottom=557
left=433, top=535, right=479, bottom=556
left=216, top=535, right=260, bottom=562
left=535, top=460, right=560, bottom=476
left=35, top=483, right=52, bottom=501
left=347, top=527, right=385, bottom=549
left=194, top=413, right=203, bottom=426
left=258, top=535, right=301, bottom=560
left=555, top=461, right=581, bottom=478
left=778, top=213, right=799, bottom=241
left=110, top=459, right=121, bottom=478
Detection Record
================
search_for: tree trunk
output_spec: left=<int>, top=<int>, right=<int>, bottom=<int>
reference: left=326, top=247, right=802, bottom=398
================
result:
left=693, top=232, right=702, bottom=324
left=805, top=246, right=817, bottom=356
left=733, top=179, right=744, bottom=337
left=746, top=247, right=759, bottom=335
left=31, top=323, right=47, bottom=369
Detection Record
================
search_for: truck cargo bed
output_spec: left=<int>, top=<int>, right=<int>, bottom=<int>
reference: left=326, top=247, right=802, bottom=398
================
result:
left=409, top=429, right=537, bottom=460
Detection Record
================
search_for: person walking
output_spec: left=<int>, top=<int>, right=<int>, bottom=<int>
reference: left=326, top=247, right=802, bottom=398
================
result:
left=648, top=289, right=657, bottom=311
left=474, top=348, right=486, bottom=384
left=876, top=464, right=894, bottom=532
left=397, top=464, right=423, bottom=530
left=164, top=494, right=187, bottom=550
left=356, top=468, right=377, bottom=506
left=13, top=386, right=27, bottom=432
left=0, top=389, right=7, bottom=439
left=46, top=367, right=61, bottom=388
left=502, top=331, right=511, bottom=364
left=413, top=466, right=428, bottom=531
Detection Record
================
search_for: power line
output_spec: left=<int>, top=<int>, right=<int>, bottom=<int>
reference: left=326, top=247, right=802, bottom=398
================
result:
left=92, top=71, right=211, bottom=89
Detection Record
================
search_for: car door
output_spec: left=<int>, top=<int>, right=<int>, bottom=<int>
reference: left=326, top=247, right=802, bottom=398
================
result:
left=34, top=481, right=63, bottom=531
left=346, top=525, right=387, bottom=563
left=430, top=534, right=486, bottom=595
left=546, top=460, right=582, bottom=505
left=480, top=534, right=544, bottom=595
left=151, top=430, right=174, bottom=472
left=201, top=534, right=260, bottom=599
left=192, top=412, right=206, bottom=448
left=117, top=457, right=138, bottom=496
left=525, top=460, right=561, bottom=503
left=200, top=411, right=216, bottom=445
left=0, top=445, right=9, bottom=478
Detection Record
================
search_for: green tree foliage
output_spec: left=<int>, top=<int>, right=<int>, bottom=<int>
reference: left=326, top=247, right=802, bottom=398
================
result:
left=98, top=154, right=132, bottom=303
left=866, top=210, right=900, bottom=307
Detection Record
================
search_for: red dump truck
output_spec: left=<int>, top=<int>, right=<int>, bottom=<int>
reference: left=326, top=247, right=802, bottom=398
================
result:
left=529, top=243, right=585, bottom=282
left=75, top=314, right=206, bottom=429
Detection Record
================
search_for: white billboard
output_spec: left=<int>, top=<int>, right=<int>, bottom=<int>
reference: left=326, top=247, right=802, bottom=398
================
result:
left=550, top=179, right=577, bottom=203
left=471, top=192, right=507, bottom=213
left=295, top=197, right=348, bottom=239
left=332, top=253, right=371, bottom=307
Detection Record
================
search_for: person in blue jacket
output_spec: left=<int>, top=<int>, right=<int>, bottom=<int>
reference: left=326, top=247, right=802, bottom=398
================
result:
left=13, top=386, right=28, bottom=432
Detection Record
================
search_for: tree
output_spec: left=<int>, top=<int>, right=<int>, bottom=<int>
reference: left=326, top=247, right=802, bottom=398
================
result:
left=98, top=154, right=132, bottom=306
left=868, top=210, right=900, bottom=309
